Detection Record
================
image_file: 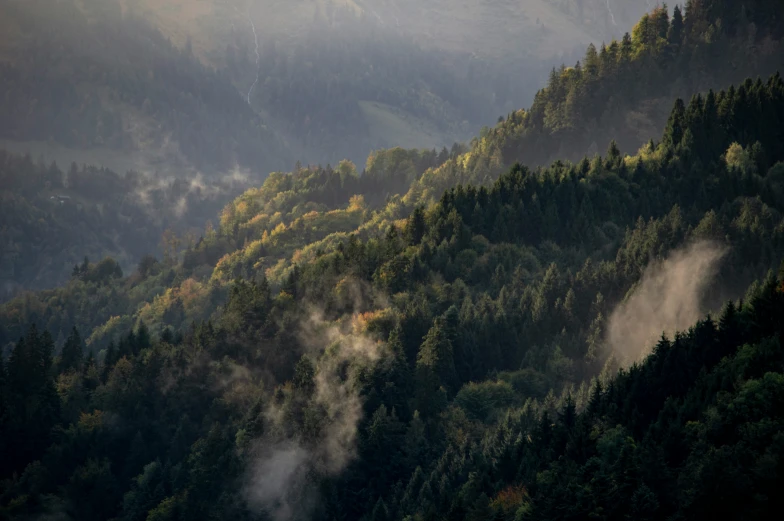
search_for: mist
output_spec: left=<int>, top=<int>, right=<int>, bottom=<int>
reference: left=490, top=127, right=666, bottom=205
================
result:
left=244, top=306, right=388, bottom=521
left=605, top=241, right=729, bottom=365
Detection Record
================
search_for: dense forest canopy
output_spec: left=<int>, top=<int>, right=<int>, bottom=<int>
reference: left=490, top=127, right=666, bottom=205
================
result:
left=2, top=1, right=784, bottom=521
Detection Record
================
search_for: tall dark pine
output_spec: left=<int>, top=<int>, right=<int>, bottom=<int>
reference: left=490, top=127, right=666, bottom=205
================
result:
left=3, top=325, right=60, bottom=476
left=405, top=207, right=427, bottom=246
left=415, top=315, right=458, bottom=417
left=669, top=5, right=684, bottom=45
left=60, top=326, right=84, bottom=372
left=664, top=98, right=686, bottom=147
left=135, top=321, right=152, bottom=355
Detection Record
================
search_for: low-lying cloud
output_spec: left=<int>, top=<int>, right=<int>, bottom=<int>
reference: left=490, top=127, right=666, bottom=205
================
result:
left=132, top=165, right=254, bottom=219
left=606, top=241, right=728, bottom=365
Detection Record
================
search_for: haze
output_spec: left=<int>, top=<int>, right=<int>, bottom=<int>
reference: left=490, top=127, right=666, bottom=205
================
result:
left=0, top=0, right=649, bottom=174
left=2, top=1, right=784, bottom=520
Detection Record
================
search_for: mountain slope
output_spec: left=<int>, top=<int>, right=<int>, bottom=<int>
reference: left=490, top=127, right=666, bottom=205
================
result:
left=377, top=273, right=784, bottom=521
left=208, top=0, right=784, bottom=289
left=2, top=73, right=784, bottom=521
left=1, top=1, right=781, bottom=325
left=0, top=0, right=291, bottom=175
left=1, top=4, right=784, bottom=518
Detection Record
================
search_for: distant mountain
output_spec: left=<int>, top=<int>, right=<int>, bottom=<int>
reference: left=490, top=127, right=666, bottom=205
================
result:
left=124, top=0, right=650, bottom=61
left=0, top=0, right=653, bottom=174
left=127, top=0, right=652, bottom=165
left=0, top=0, right=291, bottom=176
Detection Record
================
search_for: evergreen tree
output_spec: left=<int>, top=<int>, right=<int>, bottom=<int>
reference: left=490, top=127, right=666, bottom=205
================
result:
left=669, top=5, right=685, bottom=45
left=405, top=207, right=427, bottom=246
left=60, top=326, right=84, bottom=372
left=415, top=315, right=458, bottom=416
left=136, top=321, right=152, bottom=355
left=664, top=98, right=687, bottom=146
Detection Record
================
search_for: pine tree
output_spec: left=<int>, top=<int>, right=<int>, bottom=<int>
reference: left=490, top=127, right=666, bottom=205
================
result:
left=381, top=327, right=413, bottom=416
left=558, top=394, right=577, bottom=431
left=293, top=355, right=316, bottom=397
left=37, top=329, right=55, bottom=377
left=669, top=5, right=684, bottom=45
left=414, top=317, right=456, bottom=417
left=60, top=326, right=84, bottom=372
left=370, top=498, right=390, bottom=521
left=417, top=317, right=458, bottom=393
left=664, top=98, right=686, bottom=147
left=4, top=326, right=59, bottom=474
left=605, top=140, right=622, bottom=169
left=136, top=321, right=152, bottom=354
left=588, top=380, right=604, bottom=416
left=584, top=43, right=599, bottom=77
left=405, top=206, right=427, bottom=246
left=620, top=33, right=633, bottom=62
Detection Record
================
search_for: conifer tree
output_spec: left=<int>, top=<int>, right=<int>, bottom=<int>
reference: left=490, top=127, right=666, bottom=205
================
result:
left=60, top=326, right=84, bottom=372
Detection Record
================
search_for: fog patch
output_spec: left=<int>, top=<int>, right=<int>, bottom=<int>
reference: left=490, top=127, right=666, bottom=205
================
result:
left=245, top=443, right=312, bottom=521
left=606, top=241, right=728, bottom=365
left=126, top=164, right=254, bottom=222
left=244, top=305, right=388, bottom=521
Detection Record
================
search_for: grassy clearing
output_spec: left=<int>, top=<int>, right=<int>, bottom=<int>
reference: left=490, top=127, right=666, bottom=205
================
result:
left=358, top=100, right=457, bottom=151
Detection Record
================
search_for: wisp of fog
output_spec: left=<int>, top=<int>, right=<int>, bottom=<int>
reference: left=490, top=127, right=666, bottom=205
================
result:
left=244, top=304, right=388, bottom=521
left=606, top=241, right=728, bottom=365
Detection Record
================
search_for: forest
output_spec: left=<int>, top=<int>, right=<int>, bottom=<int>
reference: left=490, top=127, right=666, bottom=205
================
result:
left=1, top=1, right=784, bottom=520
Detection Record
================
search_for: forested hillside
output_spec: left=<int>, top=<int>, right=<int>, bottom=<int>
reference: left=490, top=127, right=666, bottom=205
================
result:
left=417, top=0, right=784, bottom=196
left=2, top=2, right=784, bottom=520
left=4, top=0, right=784, bottom=324
left=2, top=68, right=784, bottom=519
